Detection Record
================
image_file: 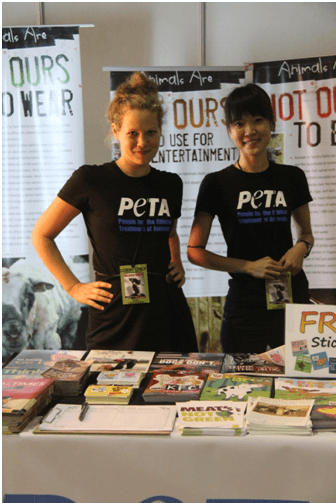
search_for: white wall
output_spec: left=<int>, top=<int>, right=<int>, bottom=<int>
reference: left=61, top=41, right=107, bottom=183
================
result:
left=206, top=2, right=336, bottom=65
left=3, top=2, right=335, bottom=166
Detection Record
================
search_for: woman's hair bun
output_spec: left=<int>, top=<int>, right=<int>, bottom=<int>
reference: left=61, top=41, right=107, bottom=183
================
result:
left=107, top=71, right=164, bottom=130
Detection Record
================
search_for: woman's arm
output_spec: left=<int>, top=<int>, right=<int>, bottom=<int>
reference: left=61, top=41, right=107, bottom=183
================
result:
left=280, top=203, right=314, bottom=276
left=166, top=219, right=185, bottom=287
left=187, top=211, right=284, bottom=280
left=31, top=196, right=113, bottom=310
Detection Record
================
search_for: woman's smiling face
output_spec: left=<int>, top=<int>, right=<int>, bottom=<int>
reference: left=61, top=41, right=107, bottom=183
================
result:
left=229, top=112, right=273, bottom=159
left=112, top=108, right=161, bottom=175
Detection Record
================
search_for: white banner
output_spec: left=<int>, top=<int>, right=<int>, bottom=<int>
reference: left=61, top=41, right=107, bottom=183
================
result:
left=108, top=68, right=245, bottom=298
left=250, top=56, right=336, bottom=289
left=2, top=26, right=89, bottom=359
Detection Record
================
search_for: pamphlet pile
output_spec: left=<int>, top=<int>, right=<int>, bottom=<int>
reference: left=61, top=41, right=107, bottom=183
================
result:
left=200, top=373, right=272, bottom=401
left=2, top=349, right=86, bottom=379
left=4, top=348, right=334, bottom=437
left=245, top=397, right=314, bottom=435
left=2, top=377, right=54, bottom=434
left=143, top=371, right=207, bottom=403
left=176, top=401, right=247, bottom=436
left=310, top=404, right=336, bottom=432
left=274, top=377, right=336, bottom=405
left=149, top=352, right=224, bottom=375
left=84, top=384, right=134, bottom=404
left=41, top=359, right=91, bottom=395
left=97, top=369, right=145, bottom=388
left=85, top=350, right=154, bottom=373
left=221, top=346, right=285, bottom=375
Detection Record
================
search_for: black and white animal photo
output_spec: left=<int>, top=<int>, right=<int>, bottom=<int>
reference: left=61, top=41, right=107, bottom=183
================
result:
left=2, top=256, right=89, bottom=361
left=216, top=383, right=260, bottom=399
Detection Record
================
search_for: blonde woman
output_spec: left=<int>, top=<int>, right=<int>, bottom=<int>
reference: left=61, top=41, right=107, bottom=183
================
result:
left=32, top=72, right=197, bottom=352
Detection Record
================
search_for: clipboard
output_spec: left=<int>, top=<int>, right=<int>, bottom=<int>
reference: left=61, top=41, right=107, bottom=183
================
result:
left=34, top=403, right=177, bottom=435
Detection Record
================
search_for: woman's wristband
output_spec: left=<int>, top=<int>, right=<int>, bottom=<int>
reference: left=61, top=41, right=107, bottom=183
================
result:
left=297, top=239, right=313, bottom=258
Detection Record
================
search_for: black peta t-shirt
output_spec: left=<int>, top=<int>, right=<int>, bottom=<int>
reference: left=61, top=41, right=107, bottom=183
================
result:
left=195, top=162, right=313, bottom=265
left=58, top=162, right=183, bottom=275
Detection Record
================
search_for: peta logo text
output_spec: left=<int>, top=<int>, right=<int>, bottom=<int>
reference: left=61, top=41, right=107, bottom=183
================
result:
left=118, top=198, right=170, bottom=217
left=237, top=190, right=286, bottom=210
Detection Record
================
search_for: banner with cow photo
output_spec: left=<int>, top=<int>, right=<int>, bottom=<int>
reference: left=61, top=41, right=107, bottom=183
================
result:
left=107, top=67, right=245, bottom=299
left=248, top=55, right=336, bottom=289
left=2, top=26, right=90, bottom=361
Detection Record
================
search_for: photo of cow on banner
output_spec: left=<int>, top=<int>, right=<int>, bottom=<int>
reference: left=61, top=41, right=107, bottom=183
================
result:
left=2, top=26, right=90, bottom=361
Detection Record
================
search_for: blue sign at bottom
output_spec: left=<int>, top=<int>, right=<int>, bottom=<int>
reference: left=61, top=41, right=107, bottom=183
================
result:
left=139, top=497, right=309, bottom=503
left=4, top=497, right=310, bottom=503
left=3, top=497, right=76, bottom=503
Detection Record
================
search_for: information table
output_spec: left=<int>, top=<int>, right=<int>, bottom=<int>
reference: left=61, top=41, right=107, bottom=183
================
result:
left=2, top=418, right=336, bottom=503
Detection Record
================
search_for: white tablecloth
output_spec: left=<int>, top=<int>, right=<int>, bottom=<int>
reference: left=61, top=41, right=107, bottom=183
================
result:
left=3, top=418, right=336, bottom=503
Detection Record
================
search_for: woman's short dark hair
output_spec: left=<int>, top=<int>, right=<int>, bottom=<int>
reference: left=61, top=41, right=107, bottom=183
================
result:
left=224, top=83, right=275, bottom=130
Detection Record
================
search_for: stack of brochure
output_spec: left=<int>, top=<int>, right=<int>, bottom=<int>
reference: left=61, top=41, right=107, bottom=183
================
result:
left=245, top=397, right=314, bottom=435
left=2, top=349, right=87, bottom=379
left=176, top=400, right=247, bottom=436
left=143, top=371, right=207, bottom=403
left=97, top=369, right=145, bottom=388
left=41, top=359, right=91, bottom=396
left=85, top=350, right=154, bottom=373
left=273, top=377, right=336, bottom=433
left=2, top=377, right=54, bottom=434
left=84, top=384, right=134, bottom=404
left=311, top=404, right=336, bottom=432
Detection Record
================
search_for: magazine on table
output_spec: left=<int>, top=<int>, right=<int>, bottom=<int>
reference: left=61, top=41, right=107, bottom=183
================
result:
left=2, top=349, right=87, bottom=378
left=143, top=371, right=207, bottom=403
left=221, top=346, right=285, bottom=375
left=246, top=397, right=314, bottom=435
left=200, top=373, right=273, bottom=402
left=176, top=400, right=247, bottom=436
left=311, top=404, right=336, bottom=431
left=274, top=377, right=336, bottom=405
left=149, top=352, right=224, bottom=375
left=85, top=350, right=155, bottom=373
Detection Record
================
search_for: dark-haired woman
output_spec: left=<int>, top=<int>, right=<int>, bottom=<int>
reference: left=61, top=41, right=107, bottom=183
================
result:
left=32, top=72, right=197, bottom=352
left=188, top=84, right=314, bottom=353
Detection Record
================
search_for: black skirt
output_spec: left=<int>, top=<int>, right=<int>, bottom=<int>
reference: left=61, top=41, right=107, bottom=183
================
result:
left=86, top=273, right=198, bottom=353
left=220, top=272, right=310, bottom=353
